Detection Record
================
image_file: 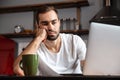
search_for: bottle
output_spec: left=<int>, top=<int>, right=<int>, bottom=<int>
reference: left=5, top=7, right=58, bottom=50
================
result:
left=60, top=19, right=63, bottom=31
left=62, top=18, right=66, bottom=30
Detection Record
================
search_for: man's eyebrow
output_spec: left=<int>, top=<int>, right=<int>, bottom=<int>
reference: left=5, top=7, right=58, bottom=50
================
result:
left=41, top=19, right=57, bottom=23
left=41, top=21, right=48, bottom=23
left=52, top=19, right=57, bottom=21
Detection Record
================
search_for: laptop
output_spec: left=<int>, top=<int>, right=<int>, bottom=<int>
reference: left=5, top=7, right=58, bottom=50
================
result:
left=83, top=22, right=120, bottom=76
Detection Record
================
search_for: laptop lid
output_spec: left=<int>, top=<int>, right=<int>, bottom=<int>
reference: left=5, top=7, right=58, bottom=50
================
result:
left=83, top=22, right=120, bottom=76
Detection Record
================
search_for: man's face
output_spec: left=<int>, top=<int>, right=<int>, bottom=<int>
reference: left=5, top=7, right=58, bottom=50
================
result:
left=38, top=10, right=60, bottom=41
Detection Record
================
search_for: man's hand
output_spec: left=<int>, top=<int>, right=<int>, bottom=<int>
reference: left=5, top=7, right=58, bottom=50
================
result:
left=13, top=60, right=25, bottom=76
left=35, top=28, right=47, bottom=42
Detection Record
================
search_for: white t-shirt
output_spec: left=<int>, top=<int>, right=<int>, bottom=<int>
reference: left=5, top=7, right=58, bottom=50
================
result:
left=37, top=33, right=86, bottom=76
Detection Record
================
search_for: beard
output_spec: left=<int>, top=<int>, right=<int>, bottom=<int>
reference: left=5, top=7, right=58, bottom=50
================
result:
left=47, top=33, right=59, bottom=41
left=46, top=29, right=60, bottom=41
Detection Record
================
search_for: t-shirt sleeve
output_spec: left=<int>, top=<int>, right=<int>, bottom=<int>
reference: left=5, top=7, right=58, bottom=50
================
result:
left=73, top=35, right=87, bottom=60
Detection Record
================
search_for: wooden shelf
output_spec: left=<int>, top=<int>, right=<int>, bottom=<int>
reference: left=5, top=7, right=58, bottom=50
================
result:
left=61, top=29, right=89, bottom=35
left=0, top=33, right=34, bottom=38
left=0, top=30, right=89, bottom=38
left=0, top=0, right=89, bottom=14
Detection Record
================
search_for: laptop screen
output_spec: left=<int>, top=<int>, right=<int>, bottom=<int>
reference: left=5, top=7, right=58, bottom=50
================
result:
left=83, top=22, right=120, bottom=76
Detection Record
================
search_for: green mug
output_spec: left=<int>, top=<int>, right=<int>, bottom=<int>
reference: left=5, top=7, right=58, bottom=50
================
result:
left=20, top=54, right=39, bottom=76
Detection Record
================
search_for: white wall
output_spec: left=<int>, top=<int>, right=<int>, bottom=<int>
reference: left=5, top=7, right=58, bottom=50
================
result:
left=0, top=0, right=104, bottom=33
left=81, top=0, right=103, bottom=29
left=0, top=12, right=33, bottom=33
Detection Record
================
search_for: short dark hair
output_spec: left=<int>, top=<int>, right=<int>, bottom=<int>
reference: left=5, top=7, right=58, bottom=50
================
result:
left=36, top=5, right=58, bottom=24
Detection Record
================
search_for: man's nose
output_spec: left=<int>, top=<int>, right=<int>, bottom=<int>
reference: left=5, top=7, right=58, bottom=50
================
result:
left=48, top=23, right=54, bottom=29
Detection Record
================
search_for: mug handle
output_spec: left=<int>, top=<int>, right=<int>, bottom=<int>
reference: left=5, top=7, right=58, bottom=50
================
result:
left=19, top=60, right=23, bottom=70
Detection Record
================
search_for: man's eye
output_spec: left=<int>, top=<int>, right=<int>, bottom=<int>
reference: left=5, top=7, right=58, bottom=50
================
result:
left=52, top=21, right=57, bottom=25
left=42, top=23, right=48, bottom=26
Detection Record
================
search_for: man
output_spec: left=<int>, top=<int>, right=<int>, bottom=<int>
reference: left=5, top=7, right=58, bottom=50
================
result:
left=13, top=5, right=86, bottom=76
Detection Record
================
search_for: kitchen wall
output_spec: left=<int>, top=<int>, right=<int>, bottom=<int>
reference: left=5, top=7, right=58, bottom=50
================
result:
left=0, top=0, right=104, bottom=33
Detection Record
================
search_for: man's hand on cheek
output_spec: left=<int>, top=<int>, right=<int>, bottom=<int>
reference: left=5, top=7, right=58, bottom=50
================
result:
left=35, top=28, right=47, bottom=42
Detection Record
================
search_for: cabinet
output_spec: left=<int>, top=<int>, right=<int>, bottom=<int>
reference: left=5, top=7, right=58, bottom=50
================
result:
left=0, top=0, right=89, bottom=38
left=90, top=0, right=120, bottom=26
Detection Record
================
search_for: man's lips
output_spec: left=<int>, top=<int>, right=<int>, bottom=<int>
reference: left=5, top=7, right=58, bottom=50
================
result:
left=47, top=31, right=56, bottom=35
